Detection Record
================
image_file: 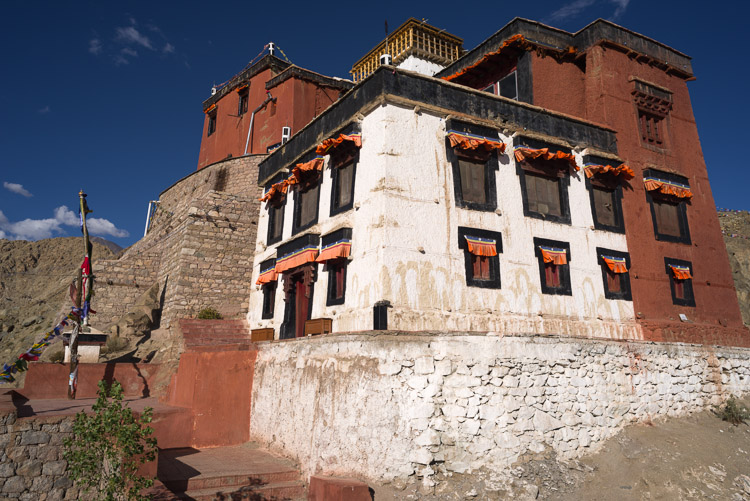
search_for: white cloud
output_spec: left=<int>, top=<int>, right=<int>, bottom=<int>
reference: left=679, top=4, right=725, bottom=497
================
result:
left=611, top=0, right=630, bottom=19
left=89, top=38, right=103, bottom=55
left=0, top=206, right=128, bottom=241
left=544, top=0, right=630, bottom=24
left=113, top=55, right=130, bottom=66
left=115, top=26, right=154, bottom=50
left=121, top=47, right=138, bottom=57
left=37, top=106, right=50, bottom=114
left=3, top=182, right=33, bottom=197
left=163, top=42, right=175, bottom=54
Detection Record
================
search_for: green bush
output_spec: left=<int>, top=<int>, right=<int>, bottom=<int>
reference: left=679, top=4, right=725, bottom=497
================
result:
left=63, top=381, right=157, bottom=500
left=197, top=307, right=222, bottom=320
left=105, top=335, right=128, bottom=354
left=715, top=395, right=750, bottom=425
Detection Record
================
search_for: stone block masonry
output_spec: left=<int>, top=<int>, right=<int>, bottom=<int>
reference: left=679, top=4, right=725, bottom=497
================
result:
left=92, top=155, right=264, bottom=335
left=249, top=332, right=750, bottom=487
left=0, top=412, right=77, bottom=500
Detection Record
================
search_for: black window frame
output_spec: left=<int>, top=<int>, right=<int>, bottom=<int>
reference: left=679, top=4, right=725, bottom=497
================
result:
left=457, top=226, right=502, bottom=289
left=533, top=237, right=572, bottom=296
left=207, top=110, right=217, bottom=137
left=515, top=137, right=572, bottom=225
left=264, top=173, right=287, bottom=246
left=238, top=88, right=249, bottom=116
left=664, top=257, right=696, bottom=307
left=291, top=155, right=322, bottom=235
left=585, top=155, right=626, bottom=234
left=596, top=247, right=632, bottom=301
left=258, top=257, right=277, bottom=319
left=329, top=145, right=358, bottom=217
left=322, top=228, right=352, bottom=306
left=644, top=169, right=691, bottom=245
left=445, top=120, right=500, bottom=212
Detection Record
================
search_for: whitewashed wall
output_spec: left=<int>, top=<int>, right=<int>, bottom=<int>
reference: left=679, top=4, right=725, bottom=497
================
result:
left=248, top=104, right=639, bottom=339
left=249, top=333, right=750, bottom=486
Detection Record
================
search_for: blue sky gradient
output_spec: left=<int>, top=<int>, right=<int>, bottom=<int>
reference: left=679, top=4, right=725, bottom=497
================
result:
left=1, top=0, right=747, bottom=247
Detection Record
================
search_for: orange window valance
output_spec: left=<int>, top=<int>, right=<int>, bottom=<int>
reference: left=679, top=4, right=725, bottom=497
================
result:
left=584, top=164, right=635, bottom=181
left=669, top=264, right=693, bottom=280
left=644, top=177, right=693, bottom=199
left=292, top=157, right=325, bottom=179
left=447, top=131, right=506, bottom=153
left=275, top=245, right=319, bottom=274
left=204, top=103, right=217, bottom=114
left=602, top=255, right=628, bottom=274
left=316, top=133, right=362, bottom=156
left=464, top=236, right=497, bottom=257
left=256, top=262, right=278, bottom=285
left=539, top=246, right=568, bottom=265
left=514, top=147, right=579, bottom=171
left=236, top=83, right=249, bottom=93
left=316, top=239, right=352, bottom=263
left=259, top=180, right=291, bottom=203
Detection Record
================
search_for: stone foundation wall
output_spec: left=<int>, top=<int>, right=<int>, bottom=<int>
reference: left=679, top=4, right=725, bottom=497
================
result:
left=0, top=412, right=76, bottom=500
left=92, top=155, right=263, bottom=334
left=249, top=332, right=750, bottom=487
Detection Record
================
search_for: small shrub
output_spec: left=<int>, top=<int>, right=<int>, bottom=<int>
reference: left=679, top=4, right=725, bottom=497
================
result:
left=715, top=396, right=750, bottom=425
left=105, top=335, right=128, bottom=353
left=197, top=307, right=222, bottom=320
left=49, top=350, right=64, bottom=363
left=63, top=380, right=157, bottom=500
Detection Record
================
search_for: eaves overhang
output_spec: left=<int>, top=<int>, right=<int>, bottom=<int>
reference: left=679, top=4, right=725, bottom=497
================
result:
left=202, top=55, right=291, bottom=112
left=258, top=66, right=618, bottom=185
left=436, top=18, right=693, bottom=81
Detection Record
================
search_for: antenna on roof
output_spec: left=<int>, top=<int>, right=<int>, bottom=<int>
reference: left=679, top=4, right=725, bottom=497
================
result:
left=381, top=19, right=392, bottom=66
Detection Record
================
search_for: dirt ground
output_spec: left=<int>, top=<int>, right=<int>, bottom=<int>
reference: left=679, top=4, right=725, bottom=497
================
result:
left=372, top=398, right=750, bottom=500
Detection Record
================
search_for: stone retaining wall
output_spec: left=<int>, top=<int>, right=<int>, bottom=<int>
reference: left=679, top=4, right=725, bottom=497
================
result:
left=249, top=332, right=750, bottom=487
left=92, top=155, right=264, bottom=333
left=0, top=412, right=76, bottom=500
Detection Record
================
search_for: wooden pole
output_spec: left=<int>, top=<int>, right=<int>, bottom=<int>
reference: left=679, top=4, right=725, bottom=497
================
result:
left=68, top=190, right=92, bottom=399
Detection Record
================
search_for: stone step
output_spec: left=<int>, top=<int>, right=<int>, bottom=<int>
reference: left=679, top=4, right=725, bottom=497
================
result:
left=162, top=468, right=300, bottom=492
left=176, top=480, right=306, bottom=500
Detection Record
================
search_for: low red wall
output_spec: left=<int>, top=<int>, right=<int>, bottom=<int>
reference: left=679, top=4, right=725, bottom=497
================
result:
left=19, top=363, right=160, bottom=399
left=165, top=345, right=257, bottom=448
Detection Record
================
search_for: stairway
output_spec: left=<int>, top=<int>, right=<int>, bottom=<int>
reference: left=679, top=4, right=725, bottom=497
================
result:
left=179, top=319, right=252, bottom=348
left=151, top=443, right=306, bottom=500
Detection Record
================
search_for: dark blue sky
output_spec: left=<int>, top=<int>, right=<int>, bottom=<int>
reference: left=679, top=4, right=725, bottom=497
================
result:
left=1, top=0, right=747, bottom=247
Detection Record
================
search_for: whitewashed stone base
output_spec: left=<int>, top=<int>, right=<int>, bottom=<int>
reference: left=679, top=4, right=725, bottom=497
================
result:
left=249, top=332, right=750, bottom=485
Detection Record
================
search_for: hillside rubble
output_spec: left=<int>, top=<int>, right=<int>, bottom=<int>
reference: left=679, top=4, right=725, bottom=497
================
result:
left=719, top=209, right=750, bottom=326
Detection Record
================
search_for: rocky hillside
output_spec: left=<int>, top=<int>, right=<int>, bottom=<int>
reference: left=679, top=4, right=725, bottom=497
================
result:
left=0, top=237, right=116, bottom=371
left=719, top=209, right=750, bottom=326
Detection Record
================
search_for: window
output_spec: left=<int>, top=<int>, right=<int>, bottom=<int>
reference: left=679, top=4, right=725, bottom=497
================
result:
left=585, top=157, right=626, bottom=233
left=329, top=144, right=358, bottom=216
left=262, top=282, right=276, bottom=319
left=525, top=172, right=563, bottom=218
left=238, top=88, right=249, bottom=116
left=267, top=202, right=285, bottom=245
left=639, top=111, right=663, bottom=145
left=207, top=111, right=216, bottom=136
left=597, top=248, right=632, bottom=300
left=293, top=171, right=321, bottom=234
left=447, top=121, right=499, bottom=212
left=458, top=227, right=502, bottom=289
left=481, top=71, right=518, bottom=100
left=534, top=238, right=571, bottom=296
left=632, top=79, right=672, bottom=149
left=326, top=259, right=347, bottom=305
left=665, top=258, right=695, bottom=307
left=264, top=176, right=286, bottom=245
left=318, top=228, right=352, bottom=305
left=516, top=139, right=572, bottom=224
left=645, top=169, right=691, bottom=244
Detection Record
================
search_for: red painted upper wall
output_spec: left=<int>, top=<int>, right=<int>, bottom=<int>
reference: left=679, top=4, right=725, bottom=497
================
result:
left=437, top=21, right=747, bottom=345
left=197, top=56, right=351, bottom=170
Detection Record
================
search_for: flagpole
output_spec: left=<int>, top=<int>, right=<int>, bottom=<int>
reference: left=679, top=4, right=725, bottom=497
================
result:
left=68, top=190, right=92, bottom=399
